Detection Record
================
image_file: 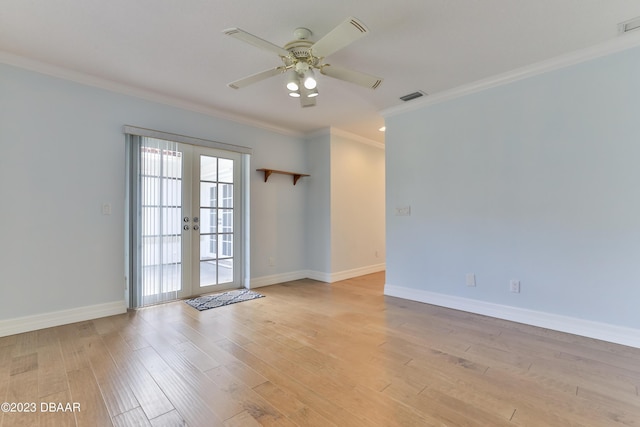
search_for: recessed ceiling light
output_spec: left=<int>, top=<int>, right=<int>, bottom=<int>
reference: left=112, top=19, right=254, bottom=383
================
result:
left=379, top=126, right=386, bottom=132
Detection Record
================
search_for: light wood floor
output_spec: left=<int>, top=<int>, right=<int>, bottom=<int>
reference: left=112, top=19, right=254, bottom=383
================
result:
left=2, top=272, right=640, bottom=426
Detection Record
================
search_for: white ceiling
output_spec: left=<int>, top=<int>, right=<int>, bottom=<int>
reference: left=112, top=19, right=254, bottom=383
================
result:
left=2, top=1, right=640, bottom=143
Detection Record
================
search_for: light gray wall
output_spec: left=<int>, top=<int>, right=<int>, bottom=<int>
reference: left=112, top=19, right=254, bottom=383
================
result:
left=305, top=131, right=386, bottom=279
left=305, top=132, right=332, bottom=275
left=331, top=133, right=385, bottom=273
left=385, top=46, right=640, bottom=328
left=0, top=63, right=307, bottom=320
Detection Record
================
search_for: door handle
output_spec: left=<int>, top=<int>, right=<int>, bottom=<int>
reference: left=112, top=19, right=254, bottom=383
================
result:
left=183, top=224, right=190, bottom=231
left=183, top=216, right=190, bottom=223
left=193, top=224, right=200, bottom=231
left=193, top=216, right=199, bottom=223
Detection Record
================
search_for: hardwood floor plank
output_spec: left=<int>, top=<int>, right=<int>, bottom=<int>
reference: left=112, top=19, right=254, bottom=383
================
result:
left=84, top=335, right=141, bottom=418
left=149, top=410, right=186, bottom=427
left=250, top=380, right=310, bottom=416
left=112, top=406, right=152, bottom=427
left=67, top=367, right=113, bottom=427
left=205, top=366, right=296, bottom=426
left=101, top=331, right=176, bottom=420
left=9, top=352, right=38, bottom=376
left=139, top=332, right=246, bottom=421
left=39, top=390, right=78, bottom=427
left=37, top=340, right=70, bottom=399
left=383, top=382, right=512, bottom=426
left=482, top=365, right=634, bottom=426
left=3, top=370, right=40, bottom=427
left=12, top=330, right=38, bottom=357
left=0, top=344, right=14, bottom=382
left=164, top=321, right=268, bottom=389
left=575, top=386, right=640, bottom=422
left=223, top=410, right=261, bottom=427
left=173, top=340, right=222, bottom=373
left=0, top=379, right=7, bottom=427
left=216, top=339, right=372, bottom=427
left=133, top=346, right=225, bottom=427
left=56, top=324, right=92, bottom=373
left=5, top=271, right=640, bottom=426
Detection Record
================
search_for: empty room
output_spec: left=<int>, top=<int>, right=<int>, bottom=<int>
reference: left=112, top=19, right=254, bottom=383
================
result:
left=2, top=1, right=640, bottom=426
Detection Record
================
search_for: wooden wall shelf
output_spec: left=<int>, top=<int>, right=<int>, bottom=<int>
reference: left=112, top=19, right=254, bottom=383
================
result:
left=257, top=168, right=310, bottom=185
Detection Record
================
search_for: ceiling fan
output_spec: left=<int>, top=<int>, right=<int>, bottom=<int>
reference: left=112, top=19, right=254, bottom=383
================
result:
left=222, top=17, right=383, bottom=108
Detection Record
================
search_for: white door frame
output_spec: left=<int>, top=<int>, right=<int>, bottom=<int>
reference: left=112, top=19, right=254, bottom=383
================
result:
left=124, top=126, right=251, bottom=308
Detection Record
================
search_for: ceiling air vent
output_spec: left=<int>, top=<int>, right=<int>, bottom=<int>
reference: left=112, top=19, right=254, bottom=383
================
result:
left=400, top=91, right=426, bottom=102
left=618, top=16, right=640, bottom=34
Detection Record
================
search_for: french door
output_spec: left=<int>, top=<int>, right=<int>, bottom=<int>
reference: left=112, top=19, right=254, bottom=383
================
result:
left=132, top=137, right=243, bottom=307
left=192, top=145, right=241, bottom=294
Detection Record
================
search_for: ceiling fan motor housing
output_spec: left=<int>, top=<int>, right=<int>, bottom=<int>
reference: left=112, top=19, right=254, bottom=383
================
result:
left=282, top=39, right=320, bottom=69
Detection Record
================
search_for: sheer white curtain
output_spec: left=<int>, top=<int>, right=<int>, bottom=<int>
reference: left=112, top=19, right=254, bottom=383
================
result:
left=128, top=135, right=183, bottom=307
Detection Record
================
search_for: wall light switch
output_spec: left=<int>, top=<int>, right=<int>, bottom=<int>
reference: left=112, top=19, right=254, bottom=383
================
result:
left=102, top=203, right=112, bottom=215
left=466, top=273, right=476, bottom=287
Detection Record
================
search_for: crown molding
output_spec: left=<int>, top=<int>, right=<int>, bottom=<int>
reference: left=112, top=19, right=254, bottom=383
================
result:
left=305, top=127, right=331, bottom=140
left=304, top=127, right=385, bottom=149
left=0, top=51, right=305, bottom=139
left=382, top=31, right=640, bottom=118
left=330, top=127, right=385, bottom=150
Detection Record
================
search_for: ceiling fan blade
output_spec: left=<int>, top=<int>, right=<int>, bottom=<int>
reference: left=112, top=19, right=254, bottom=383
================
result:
left=319, top=65, right=383, bottom=89
left=310, top=17, right=369, bottom=58
left=223, top=28, right=290, bottom=57
left=228, top=67, right=286, bottom=89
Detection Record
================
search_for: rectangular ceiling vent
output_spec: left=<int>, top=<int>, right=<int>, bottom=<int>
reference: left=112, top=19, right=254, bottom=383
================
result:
left=400, top=91, right=427, bottom=102
left=618, top=16, right=640, bottom=34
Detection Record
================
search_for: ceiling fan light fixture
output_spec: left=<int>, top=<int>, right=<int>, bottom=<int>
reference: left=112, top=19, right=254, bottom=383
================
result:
left=303, top=69, right=317, bottom=90
left=223, top=17, right=383, bottom=109
left=286, top=69, right=300, bottom=91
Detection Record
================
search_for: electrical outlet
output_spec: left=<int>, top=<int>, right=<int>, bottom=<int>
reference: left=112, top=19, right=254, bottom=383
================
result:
left=466, top=273, right=476, bottom=287
left=510, top=280, right=520, bottom=293
left=395, top=206, right=411, bottom=216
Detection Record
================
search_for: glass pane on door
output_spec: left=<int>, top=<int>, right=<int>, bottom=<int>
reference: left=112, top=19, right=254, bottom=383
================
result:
left=199, top=154, right=234, bottom=286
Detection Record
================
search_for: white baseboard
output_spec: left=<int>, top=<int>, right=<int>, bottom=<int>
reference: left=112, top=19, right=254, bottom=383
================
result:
left=249, top=270, right=309, bottom=289
left=305, top=270, right=332, bottom=283
left=384, top=284, right=640, bottom=349
left=306, top=263, right=386, bottom=283
left=329, top=263, right=386, bottom=283
left=250, top=264, right=386, bottom=288
left=0, top=300, right=127, bottom=338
